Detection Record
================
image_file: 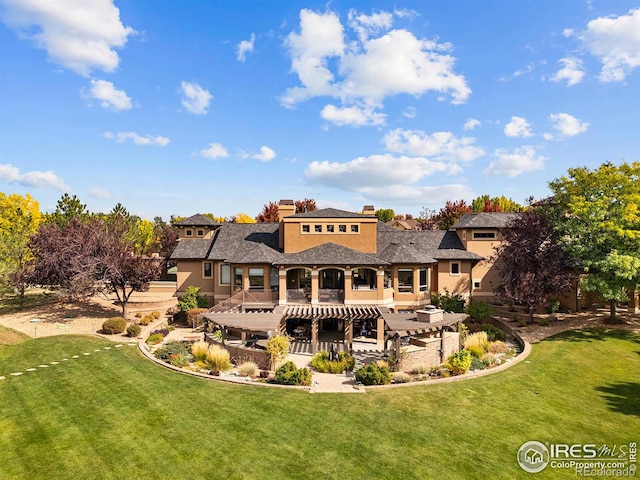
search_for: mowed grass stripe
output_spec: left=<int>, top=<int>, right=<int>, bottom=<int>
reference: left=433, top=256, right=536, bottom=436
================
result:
left=0, top=329, right=638, bottom=480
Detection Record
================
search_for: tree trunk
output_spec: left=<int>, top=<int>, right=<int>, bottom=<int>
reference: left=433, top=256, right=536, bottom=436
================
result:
left=528, top=305, right=534, bottom=324
left=121, top=301, right=128, bottom=319
left=609, top=300, right=616, bottom=322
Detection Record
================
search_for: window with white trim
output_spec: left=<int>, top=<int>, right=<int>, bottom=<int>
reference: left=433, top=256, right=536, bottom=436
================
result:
left=419, top=268, right=428, bottom=292
left=314, top=225, right=322, bottom=233
left=473, top=280, right=481, bottom=289
left=203, top=262, right=212, bottom=278
left=398, top=269, right=413, bottom=293
left=327, top=225, right=334, bottom=233
left=249, top=268, right=264, bottom=290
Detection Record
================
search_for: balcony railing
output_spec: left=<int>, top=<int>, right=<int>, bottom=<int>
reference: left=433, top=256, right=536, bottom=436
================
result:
left=287, top=289, right=310, bottom=303
left=318, top=289, right=344, bottom=303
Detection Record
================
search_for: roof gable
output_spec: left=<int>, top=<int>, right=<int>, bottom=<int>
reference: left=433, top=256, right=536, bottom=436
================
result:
left=450, top=212, right=517, bottom=229
left=174, top=213, right=220, bottom=227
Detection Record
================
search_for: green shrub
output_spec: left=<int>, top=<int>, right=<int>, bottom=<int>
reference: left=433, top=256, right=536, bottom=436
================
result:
left=150, top=311, right=161, bottom=319
left=481, top=353, right=498, bottom=367
left=178, top=286, right=208, bottom=312
left=392, top=372, right=412, bottom=383
left=102, top=317, right=127, bottom=335
left=355, top=363, right=392, bottom=386
left=464, top=331, right=489, bottom=358
left=546, top=300, right=560, bottom=314
left=310, top=351, right=355, bottom=373
left=191, top=340, right=209, bottom=362
left=539, top=317, right=550, bottom=326
left=168, top=353, right=189, bottom=368
left=138, top=314, right=153, bottom=326
left=206, top=344, right=232, bottom=372
left=432, top=288, right=466, bottom=313
left=465, top=302, right=493, bottom=321
left=273, top=361, right=312, bottom=386
left=237, top=361, right=259, bottom=377
left=410, top=364, right=429, bottom=375
left=126, top=323, right=141, bottom=338
left=154, top=341, right=192, bottom=361
left=480, top=323, right=506, bottom=342
left=445, top=350, right=472, bottom=376
left=187, top=308, right=208, bottom=328
left=470, top=357, right=486, bottom=371
left=146, top=333, right=164, bottom=345
left=518, top=319, right=527, bottom=327
left=134, top=312, right=142, bottom=318
left=266, top=335, right=290, bottom=369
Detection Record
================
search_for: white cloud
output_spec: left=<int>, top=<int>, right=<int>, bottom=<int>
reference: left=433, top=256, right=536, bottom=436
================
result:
left=320, top=104, right=385, bottom=126
left=199, top=143, right=229, bottom=159
left=0, top=0, right=134, bottom=76
left=104, top=131, right=170, bottom=146
left=483, top=146, right=546, bottom=177
left=242, top=146, right=276, bottom=162
left=180, top=81, right=212, bottom=115
left=236, top=33, right=255, bottom=62
left=504, top=116, right=534, bottom=138
left=403, top=106, right=416, bottom=118
left=550, top=57, right=585, bottom=86
left=305, top=154, right=461, bottom=192
left=348, top=9, right=393, bottom=42
left=580, top=8, right=640, bottom=82
left=84, top=79, right=132, bottom=111
left=464, top=118, right=481, bottom=131
left=0, top=164, right=68, bottom=190
left=549, top=113, right=589, bottom=137
left=383, top=128, right=485, bottom=162
left=281, top=9, right=470, bottom=120
left=357, top=183, right=474, bottom=206
left=88, top=187, right=112, bottom=199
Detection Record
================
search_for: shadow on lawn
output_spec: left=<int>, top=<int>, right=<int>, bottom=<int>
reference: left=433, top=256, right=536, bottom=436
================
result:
left=541, top=328, right=640, bottom=344
left=595, top=382, right=640, bottom=417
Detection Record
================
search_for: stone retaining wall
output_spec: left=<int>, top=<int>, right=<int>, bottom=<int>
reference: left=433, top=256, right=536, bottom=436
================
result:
left=204, top=336, right=270, bottom=370
left=399, top=332, right=460, bottom=371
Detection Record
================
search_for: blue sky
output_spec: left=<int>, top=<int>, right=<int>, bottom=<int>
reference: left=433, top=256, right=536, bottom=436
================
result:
left=1, top=1, right=639, bottom=220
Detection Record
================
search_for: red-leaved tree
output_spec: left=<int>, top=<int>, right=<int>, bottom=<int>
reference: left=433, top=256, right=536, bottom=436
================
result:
left=492, top=211, right=577, bottom=322
left=420, top=200, right=473, bottom=230
left=29, top=218, right=161, bottom=317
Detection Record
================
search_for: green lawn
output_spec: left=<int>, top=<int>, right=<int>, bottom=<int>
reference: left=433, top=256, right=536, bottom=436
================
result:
left=0, top=329, right=637, bottom=480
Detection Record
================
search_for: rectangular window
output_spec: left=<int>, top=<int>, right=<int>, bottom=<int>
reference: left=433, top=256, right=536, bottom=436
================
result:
left=473, top=280, right=481, bottom=289
left=249, top=268, right=264, bottom=290
left=326, top=225, right=334, bottom=233
left=186, top=229, right=192, bottom=236
left=302, top=225, right=310, bottom=233
left=314, top=224, right=322, bottom=233
left=473, top=231, right=496, bottom=239
left=419, top=268, right=428, bottom=292
left=220, top=265, right=230, bottom=285
left=197, top=229, right=204, bottom=236
left=203, top=262, right=212, bottom=278
left=351, top=224, right=359, bottom=233
left=234, top=267, right=243, bottom=290
left=270, top=268, right=279, bottom=290
left=398, top=269, right=413, bottom=293
left=450, top=262, right=460, bottom=275
left=339, top=224, right=347, bottom=232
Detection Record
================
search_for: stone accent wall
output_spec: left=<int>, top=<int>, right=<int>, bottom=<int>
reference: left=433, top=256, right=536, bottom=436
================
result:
left=399, top=332, right=460, bottom=371
left=205, top=336, right=270, bottom=370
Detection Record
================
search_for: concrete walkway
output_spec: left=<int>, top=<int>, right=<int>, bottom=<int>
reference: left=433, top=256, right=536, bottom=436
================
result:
left=308, top=371, right=365, bottom=394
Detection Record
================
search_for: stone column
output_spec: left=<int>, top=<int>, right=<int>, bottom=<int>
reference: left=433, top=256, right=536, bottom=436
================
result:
left=376, top=316, right=385, bottom=349
left=376, top=269, right=385, bottom=302
left=344, top=318, right=353, bottom=353
left=278, top=267, right=287, bottom=305
left=311, top=268, right=319, bottom=305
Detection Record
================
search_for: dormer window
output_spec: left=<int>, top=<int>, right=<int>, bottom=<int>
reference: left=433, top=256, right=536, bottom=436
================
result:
left=327, top=225, right=334, bottom=233
left=197, top=229, right=204, bottom=236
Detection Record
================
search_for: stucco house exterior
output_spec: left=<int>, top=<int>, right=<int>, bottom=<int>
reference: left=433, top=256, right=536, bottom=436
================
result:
left=170, top=201, right=515, bottom=355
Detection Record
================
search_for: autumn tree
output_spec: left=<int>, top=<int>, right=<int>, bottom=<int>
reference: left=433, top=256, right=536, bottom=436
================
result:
left=0, top=193, right=42, bottom=305
left=420, top=200, right=473, bottom=230
left=256, top=201, right=280, bottom=222
left=29, top=217, right=161, bottom=317
left=471, top=195, right=522, bottom=213
left=294, top=198, right=317, bottom=214
left=229, top=213, right=256, bottom=224
left=549, top=161, right=640, bottom=321
left=375, top=208, right=395, bottom=223
left=492, top=210, right=576, bottom=322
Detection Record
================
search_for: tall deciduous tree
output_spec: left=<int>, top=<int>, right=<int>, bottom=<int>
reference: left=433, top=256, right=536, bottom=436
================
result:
left=294, top=198, right=317, bottom=214
left=492, top=211, right=576, bottom=322
left=229, top=213, right=256, bottom=223
left=375, top=208, right=395, bottom=223
left=29, top=218, right=161, bottom=317
left=256, top=201, right=280, bottom=222
left=471, top=195, right=522, bottom=213
left=420, top=200, right=473, bottom=230
left=0, top=193, right=42, bottom=304
left=549, top=162, right=640, bottom=320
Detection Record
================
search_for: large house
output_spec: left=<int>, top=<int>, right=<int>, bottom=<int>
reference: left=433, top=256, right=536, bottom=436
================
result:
left=170, top=201, right=515, bottom=354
